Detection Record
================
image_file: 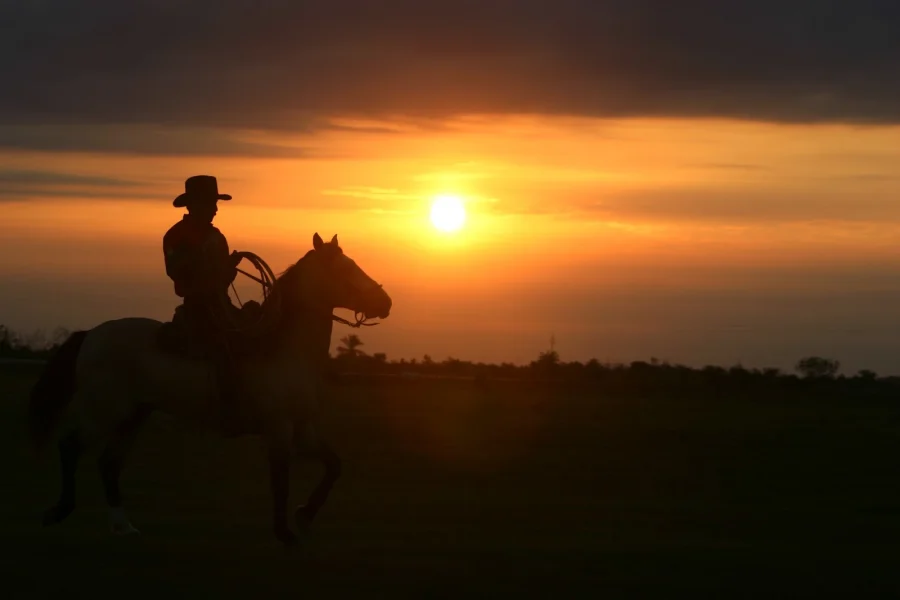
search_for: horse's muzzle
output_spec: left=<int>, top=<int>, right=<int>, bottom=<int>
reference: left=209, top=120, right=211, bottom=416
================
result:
left=364, top=288, right=392, bottom=320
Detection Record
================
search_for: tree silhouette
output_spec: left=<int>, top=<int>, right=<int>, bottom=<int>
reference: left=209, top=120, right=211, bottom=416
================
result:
left=336, top=334, right=366, bottom=359
left=536, top=349, right=560, bottom=366
left=531, top=349, right=561, bottom=377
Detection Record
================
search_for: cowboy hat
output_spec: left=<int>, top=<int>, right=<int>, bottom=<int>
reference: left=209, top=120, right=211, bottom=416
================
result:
left=173, top=175, right=232, bottom=207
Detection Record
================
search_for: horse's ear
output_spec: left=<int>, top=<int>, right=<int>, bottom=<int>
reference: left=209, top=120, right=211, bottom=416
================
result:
left=313, top=233, right=323, bottom=250
left=330, top=234, right=339, bottom=246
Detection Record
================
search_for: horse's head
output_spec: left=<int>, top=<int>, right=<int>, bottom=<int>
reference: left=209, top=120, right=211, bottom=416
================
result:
left=275, top=233, right=392, bottom=322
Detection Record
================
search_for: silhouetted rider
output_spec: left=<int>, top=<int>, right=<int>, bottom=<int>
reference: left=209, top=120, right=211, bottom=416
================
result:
left=163, top=175, right=243, bottom=432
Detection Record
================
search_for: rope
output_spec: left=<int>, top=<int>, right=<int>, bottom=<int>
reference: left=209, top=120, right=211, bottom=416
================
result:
left=236, top=267, right=268, bottom=289
left=219, top=252, right=280, bottom=334
left=230, top=282, right=243, bottom=307
left=236, top=252, right=278, bottom=299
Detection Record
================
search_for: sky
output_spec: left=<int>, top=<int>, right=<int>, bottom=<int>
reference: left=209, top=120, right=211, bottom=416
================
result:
left=3, top=0, right=900, bottom=374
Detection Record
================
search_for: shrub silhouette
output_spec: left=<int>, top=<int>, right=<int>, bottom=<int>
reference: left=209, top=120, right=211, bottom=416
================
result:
left=795, top=356, right=840, bottom=379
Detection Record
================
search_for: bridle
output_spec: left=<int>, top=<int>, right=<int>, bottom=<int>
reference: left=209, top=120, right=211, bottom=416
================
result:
left=331, top=311, right=380, bottom=329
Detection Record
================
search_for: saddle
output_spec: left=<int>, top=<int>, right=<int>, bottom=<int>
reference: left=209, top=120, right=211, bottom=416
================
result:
left=157, top=302, right=267, bottom=436
left=157, top=301, right=264, bottom=360
left=157, top=306, right=208, bottom=360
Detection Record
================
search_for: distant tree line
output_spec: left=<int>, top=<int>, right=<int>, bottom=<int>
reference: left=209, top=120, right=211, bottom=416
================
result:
left=326, top=335, right=896, bottom=400
left=2, top=326, right=893, bottom=399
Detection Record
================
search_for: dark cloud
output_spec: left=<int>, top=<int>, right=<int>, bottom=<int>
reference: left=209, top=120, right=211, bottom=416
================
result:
left=0, top=186, right=162, bottom=202
left=0, top=169, right=142, bottom=187
left=0, top=124, right=311, bottom=157
left=0, top=168, right=160, bottom=202
left=2, top=0, right=900, bottom=141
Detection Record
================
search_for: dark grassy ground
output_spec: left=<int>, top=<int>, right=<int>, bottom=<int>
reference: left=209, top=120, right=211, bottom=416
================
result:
left=2, top=365, right=900, bottom=598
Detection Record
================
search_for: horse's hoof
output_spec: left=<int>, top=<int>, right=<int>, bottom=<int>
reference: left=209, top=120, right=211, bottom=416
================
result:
left=42, top=503, right=74, bottom=527
left=108, top=507, right=140, bottom=536
left=275, top=527, right=297, bottom=546
left=111, top=523, right=141, bottom=536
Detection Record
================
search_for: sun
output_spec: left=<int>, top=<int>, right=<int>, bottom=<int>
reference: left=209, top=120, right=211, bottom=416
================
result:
left=430, top=194, right=467, bottom=233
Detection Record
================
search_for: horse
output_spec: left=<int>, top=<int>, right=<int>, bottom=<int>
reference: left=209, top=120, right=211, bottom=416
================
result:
left=26, top=233, right=392, bottom=544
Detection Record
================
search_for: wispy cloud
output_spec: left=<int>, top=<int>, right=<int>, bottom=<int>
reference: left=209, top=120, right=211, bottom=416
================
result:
left=694, top=163, right=771, bottom=172
left=322, top=186, right=418, bottom=201
left=552, top=187, right=900, bottom=225
left=320, top=186, right=421, bottom=213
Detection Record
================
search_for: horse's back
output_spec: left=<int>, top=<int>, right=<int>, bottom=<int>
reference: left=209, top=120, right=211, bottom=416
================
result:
left=74, top=316, right=220, bottom=423
left=90, top=317, right=163, bottom=338
left=95, top=316, right=163, bottom=333
left=80, top=317, right=164, bottom=367
left=73, top=315, right=318, bottom=430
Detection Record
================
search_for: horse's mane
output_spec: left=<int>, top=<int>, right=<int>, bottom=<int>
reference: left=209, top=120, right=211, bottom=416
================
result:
left=274, top=250, right=316, bottom=290
left=265, top=241, right=342, bottom=309
left=262, top=250, right=315, bottom=310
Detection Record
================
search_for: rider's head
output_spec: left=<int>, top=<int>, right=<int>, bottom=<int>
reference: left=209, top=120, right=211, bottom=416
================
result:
left=173, top=175, right=231, bottom=223
left=186, top=198, right=219, bottom=223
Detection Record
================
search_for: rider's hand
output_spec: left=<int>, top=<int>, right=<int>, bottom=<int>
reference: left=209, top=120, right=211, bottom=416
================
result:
left=229, top=251, right=242, bottom=267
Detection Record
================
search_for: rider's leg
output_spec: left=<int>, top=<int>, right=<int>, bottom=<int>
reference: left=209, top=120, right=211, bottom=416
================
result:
left=210, top=327, right=245, bottom=434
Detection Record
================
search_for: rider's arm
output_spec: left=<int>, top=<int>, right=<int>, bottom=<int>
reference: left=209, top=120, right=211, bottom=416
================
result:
left=164, top=238, right=205, bottom=297
left=202, top=229, right=238, bottom=286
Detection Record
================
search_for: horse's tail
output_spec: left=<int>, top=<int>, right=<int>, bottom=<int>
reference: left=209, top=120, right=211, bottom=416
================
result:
left=27, top=330, right=88, bottom=453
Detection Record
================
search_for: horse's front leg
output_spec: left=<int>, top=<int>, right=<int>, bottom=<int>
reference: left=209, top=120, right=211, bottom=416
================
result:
left=265, top=424, right=295, bottom=545
left=294, top=423, right=342, bottom=530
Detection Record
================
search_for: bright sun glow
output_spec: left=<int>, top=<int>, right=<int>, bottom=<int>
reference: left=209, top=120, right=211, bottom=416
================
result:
left=430, top=194, right=467, bottom=232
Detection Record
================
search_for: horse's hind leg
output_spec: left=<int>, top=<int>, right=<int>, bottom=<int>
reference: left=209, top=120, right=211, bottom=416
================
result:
left=42, top=430, right=83, bottom=526
left=99, top=405, right=152, bottom=535
left=265, top=423, right=297, bottom=545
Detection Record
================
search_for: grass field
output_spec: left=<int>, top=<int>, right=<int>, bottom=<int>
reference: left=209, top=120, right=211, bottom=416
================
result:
left=2, top=365, right=900, bottom=598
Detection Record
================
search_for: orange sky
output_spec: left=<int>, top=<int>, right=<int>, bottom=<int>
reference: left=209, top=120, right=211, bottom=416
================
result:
left=3, top=115, right=900, bottom=373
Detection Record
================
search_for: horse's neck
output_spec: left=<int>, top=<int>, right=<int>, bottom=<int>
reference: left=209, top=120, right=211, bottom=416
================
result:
left=266, top=261, right=334, bottom=365
left=282, top=309, right=334, bottom=367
